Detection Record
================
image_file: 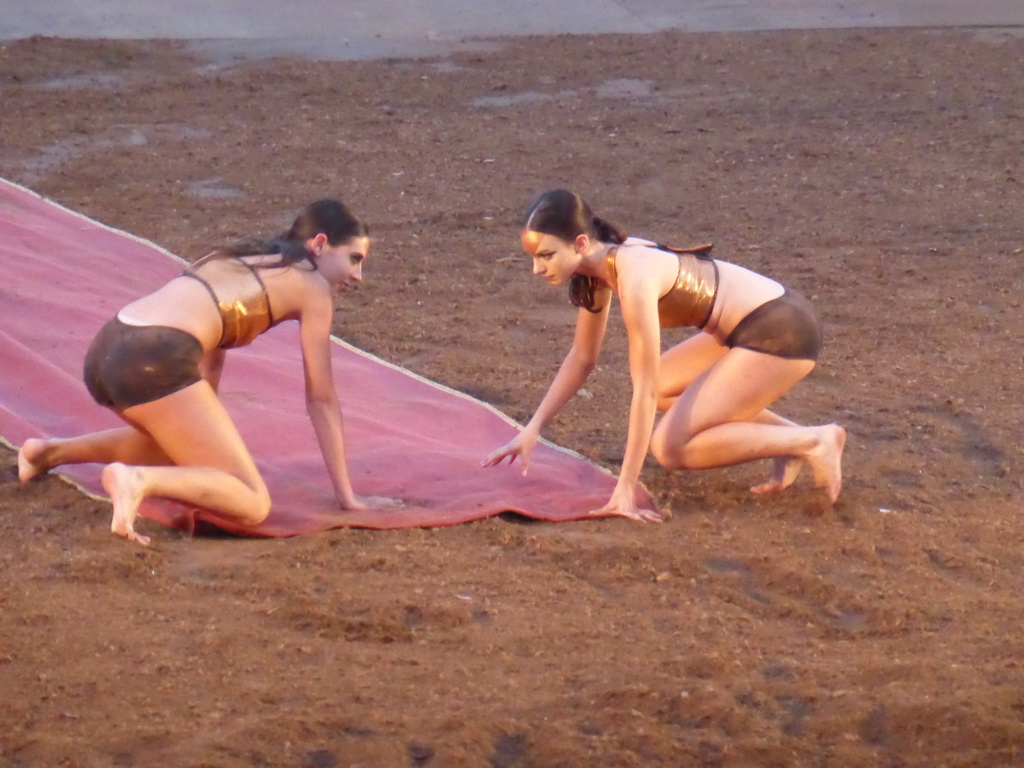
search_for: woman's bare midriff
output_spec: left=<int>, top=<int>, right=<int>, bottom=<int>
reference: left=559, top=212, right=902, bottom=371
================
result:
left=703, top=260, right=785, bottom=343
left=117, top=275, right=226, bottom=352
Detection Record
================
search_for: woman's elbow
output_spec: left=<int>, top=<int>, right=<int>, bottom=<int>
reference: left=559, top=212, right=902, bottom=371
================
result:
left=305, top=391, right=335, bottom=415
left=569, top=349, right=599, bottom=377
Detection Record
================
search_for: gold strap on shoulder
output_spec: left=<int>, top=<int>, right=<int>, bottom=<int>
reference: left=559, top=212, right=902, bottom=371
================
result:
left=605, top=245, right=619, bottom=283
left=675, top=243, right=714, bottom=256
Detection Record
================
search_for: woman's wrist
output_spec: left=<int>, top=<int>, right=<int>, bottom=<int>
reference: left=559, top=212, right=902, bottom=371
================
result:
left=613, top=474, right=638, bottom=494
left=334, top=481, right=357, bottom=508
left=522, top=421, right=542, bottom=440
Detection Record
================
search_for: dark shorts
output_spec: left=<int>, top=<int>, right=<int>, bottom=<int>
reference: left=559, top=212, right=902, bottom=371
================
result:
left=83, top=317, right=204, bottom=410
left=724, top=290, right=823, bottom=361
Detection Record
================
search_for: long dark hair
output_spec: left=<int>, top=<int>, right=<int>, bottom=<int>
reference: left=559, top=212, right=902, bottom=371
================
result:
left=207, top=199, right=368, bottom=268
left=521, top=189, right=626, bottom=313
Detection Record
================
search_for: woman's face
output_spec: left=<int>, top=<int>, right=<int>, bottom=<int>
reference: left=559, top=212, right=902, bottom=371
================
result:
left=316, top=236, right=370, bottom=292
left=521, top=230, right=580, bottom=286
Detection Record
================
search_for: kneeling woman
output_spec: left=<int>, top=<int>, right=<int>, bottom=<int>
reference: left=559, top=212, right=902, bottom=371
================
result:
left=20, top=199, right=387, bottom=544
left=483, top=189, right=845, bottom=521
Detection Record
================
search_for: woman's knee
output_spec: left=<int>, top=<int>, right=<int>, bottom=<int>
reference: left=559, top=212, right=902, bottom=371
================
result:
left=239, top=479, right=272, bottom=526
left=650, top=427, right=694, bottom=470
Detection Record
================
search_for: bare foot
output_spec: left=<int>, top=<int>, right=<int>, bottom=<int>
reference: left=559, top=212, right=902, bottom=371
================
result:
left=18, top=438, right=52, bottom=482
left=751, top=456, right=803, bottom=495
left=101, top=462, right=151, bottom=546
left=805, top=425, right=846, bottom=503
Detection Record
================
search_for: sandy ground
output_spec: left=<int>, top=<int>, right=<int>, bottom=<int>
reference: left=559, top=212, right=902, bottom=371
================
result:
left=1, top=23, right=1023, bottom=767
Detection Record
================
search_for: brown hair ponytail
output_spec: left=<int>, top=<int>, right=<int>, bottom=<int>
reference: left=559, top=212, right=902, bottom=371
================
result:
left=205, top=199, right=368, bottom=268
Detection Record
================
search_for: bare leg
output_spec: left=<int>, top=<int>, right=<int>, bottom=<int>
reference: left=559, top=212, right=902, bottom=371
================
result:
left=19, top=427, right=172, bottom=482
left=663, top=421, right=846, bottom=502
left=101, top=381, right=271, bottom=545
left=656, top=336, right=808, bottom=495
left=656, top=332, right=728, bottom=412
left=651, top=348, right=845, bottom=502
left=102, top=461, right=266, bottom=545
left=749, top=411, right=803, bottom=494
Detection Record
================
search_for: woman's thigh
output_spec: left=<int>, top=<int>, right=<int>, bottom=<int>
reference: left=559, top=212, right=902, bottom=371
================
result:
left=121, top=381, right=263, bottom=487
left=656, top=348, right=815, bottom=442
left=658, top=332, right=730, bottom=398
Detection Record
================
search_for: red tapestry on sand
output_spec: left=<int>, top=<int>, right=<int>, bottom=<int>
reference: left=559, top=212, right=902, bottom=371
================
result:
left=0, top=179, right=655, bottom=535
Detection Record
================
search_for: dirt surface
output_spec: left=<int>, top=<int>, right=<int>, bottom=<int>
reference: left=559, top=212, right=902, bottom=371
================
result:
left=1, top=27, right=1023, bottom=767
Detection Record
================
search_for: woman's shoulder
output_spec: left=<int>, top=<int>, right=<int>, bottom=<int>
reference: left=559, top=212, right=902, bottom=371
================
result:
left=614, top=237, right=674, bottom=268
left=189, top=251, right=267, bottom=270
left=621, top=236, right=657, bottom=249
left=612, top=237, right=657, bottom=265
left=257, top=258, right=327, bottom=320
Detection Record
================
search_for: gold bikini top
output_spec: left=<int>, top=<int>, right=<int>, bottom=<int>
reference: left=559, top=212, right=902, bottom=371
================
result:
left=183, top=255, right=276, bottom=348
left=607, top=241, right=718, bottom=329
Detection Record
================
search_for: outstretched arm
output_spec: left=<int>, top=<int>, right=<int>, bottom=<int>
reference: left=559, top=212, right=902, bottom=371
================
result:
left=589, top=262, right=663, bottom=522
left=482, top=294, right=612, bottom=474
left=299, top=292, right=362, bottom=509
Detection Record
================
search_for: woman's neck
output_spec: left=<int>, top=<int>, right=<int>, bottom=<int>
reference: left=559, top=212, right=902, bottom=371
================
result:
left=576, top=241, right=616, bottom=282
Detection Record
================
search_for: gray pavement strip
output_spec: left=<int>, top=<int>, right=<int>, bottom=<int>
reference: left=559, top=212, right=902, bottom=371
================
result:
left=1, top=0, right=1022, bottom=61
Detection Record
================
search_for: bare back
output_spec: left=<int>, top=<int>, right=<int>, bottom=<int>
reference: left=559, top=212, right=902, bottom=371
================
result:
left=118, top=257, right=325, bottom=354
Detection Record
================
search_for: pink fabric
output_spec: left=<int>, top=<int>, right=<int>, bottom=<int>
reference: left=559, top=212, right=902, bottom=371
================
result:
left=0, top=179, right=656, bottom=535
